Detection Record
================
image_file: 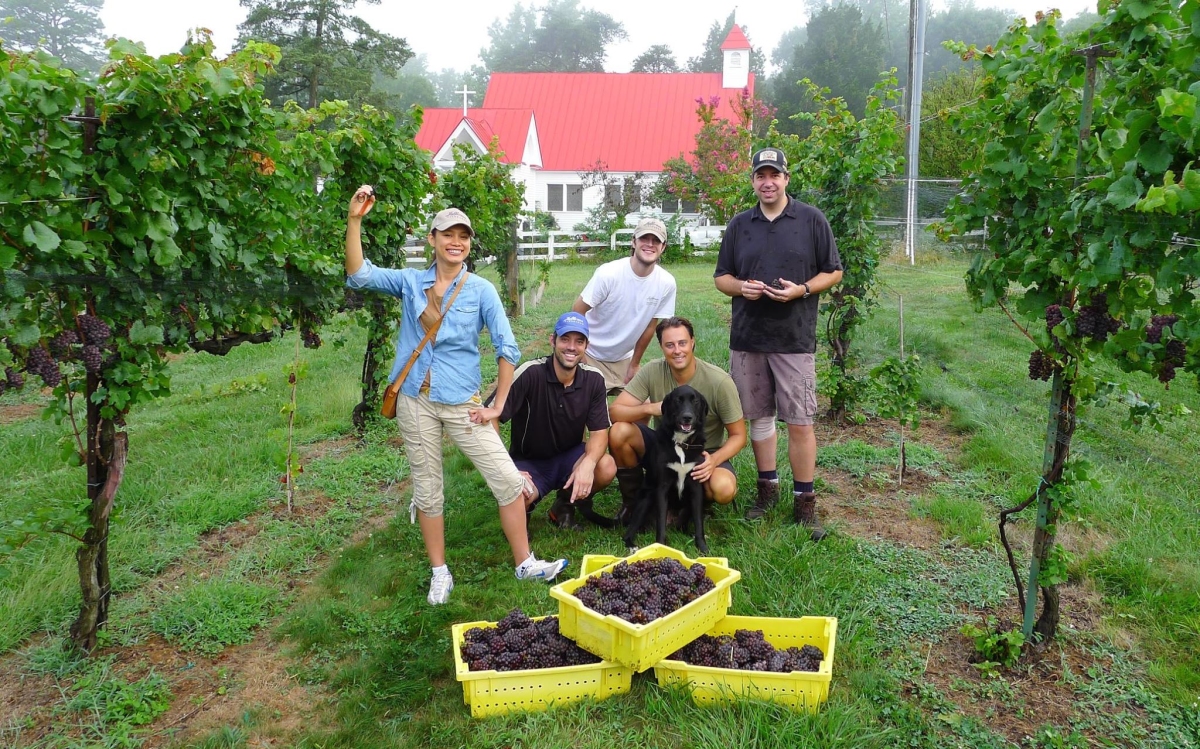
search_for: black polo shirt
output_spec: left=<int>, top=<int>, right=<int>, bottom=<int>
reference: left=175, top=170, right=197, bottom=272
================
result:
left=715, top=197, right=842, bottom=354
left=500, top=357, right=611, bottom=461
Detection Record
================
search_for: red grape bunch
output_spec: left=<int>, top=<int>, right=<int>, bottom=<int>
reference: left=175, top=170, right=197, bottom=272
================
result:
left=460, top=609, right=600, bottom=672
left=77, top=314, right=111, bottom=347
left=1045, top=304, right=1065, bottom=337
left=23, top=345, right=62, bottom=388
left=1074, top=294, right=1121, bottom=342
left=1027, top=350, right=1057, bottom=381
left=1, top=367, right=24, bottom=396
left=1144, top=314, right=1178, bottom=345
left=572, top=558, right=715, bottom=625
left=1158, top=339, right=1187, bottom=385
left=670, top=628, right=825, bottom=673
left=50, top=330, right=79, bottom=359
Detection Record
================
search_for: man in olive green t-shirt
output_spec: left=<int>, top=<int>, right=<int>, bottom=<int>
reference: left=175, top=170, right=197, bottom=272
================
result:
left=609, top=317, right=747, bottom=518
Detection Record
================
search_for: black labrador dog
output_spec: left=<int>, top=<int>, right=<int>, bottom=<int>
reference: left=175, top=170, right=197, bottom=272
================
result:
left=623, top=385, right=711, bottom=554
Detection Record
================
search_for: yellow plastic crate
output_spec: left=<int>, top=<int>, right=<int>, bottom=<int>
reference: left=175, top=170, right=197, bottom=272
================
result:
left=451, top=617, right=634, bottom=719
left=549, top=543, right=741, bottom=673
left=653, top=614, right=838, bottom=713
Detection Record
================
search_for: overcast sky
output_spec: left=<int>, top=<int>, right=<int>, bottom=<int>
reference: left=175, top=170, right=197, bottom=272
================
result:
left=99, top=0, right=1097, bottom=75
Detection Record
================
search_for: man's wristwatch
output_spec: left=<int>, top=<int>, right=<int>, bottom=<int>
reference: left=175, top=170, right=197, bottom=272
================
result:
left=801, top=282, right=812, bottom=298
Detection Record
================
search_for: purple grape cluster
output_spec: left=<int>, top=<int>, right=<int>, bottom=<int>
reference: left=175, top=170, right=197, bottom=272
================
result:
left=460, top=609, right=600, bottom=672
left=1074, top=295, right=1121, bottom=342
left=1028, top=350, right=1056, bottom=381
left=301, top=328, right=321, bottom=349
left=572, top=558, right=715, bottom=625
left=342, top=290, right=365, bottom=312
left=77, top=314, right=111, bottom=347
left=670, top=629, right=824, bottom=673
left=81, top=344, right=104, bottom=375
left=1045, top=304, right=1065, bottom=336
left=50, top=330, right=79, bottom=359
left=24, top=345, right=62, bottom=387
left=1145, top=314, right=1179, bottom=345
left=0, top=367, right=14, bottom=396
left=1159, top=339, right=1187, bottom=384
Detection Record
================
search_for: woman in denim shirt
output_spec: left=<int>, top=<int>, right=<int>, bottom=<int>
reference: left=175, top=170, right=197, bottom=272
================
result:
left=345, top=186, right=569, bottom=605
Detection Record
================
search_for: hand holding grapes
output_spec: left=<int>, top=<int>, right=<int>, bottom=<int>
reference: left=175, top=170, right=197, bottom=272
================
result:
left=348, top=184, right=375, bottom=221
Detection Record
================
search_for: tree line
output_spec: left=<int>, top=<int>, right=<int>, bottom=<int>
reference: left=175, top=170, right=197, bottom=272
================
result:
left=4, top=0, right=1101, bottom=179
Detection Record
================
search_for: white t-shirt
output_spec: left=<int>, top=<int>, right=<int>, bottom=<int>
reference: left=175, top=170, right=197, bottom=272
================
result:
left=580, top=258, right=676, bottom=361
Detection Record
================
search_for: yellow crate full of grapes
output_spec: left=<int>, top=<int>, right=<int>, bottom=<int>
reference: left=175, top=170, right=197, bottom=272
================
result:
left=549, top=543, right=741, bottom=673
left=653, top=614, right=838, bottom=713
left=451, top=616, right=634, bottom=719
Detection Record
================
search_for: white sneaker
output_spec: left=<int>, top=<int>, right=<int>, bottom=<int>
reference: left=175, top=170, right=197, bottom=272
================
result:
left=428, top=569, right=454, bottom=605
left=516, top=556, right=569, bottom=582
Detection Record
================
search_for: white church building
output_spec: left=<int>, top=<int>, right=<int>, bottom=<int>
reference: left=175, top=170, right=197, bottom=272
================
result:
left=414, top=26, right=756, bottom=231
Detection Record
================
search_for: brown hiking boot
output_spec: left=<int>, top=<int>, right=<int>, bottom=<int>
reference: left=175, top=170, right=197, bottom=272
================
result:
left=548, top=490, right=581, bottom=530
left=793, top=491, right=827, bottom=541
left=615, top=466, right=644, bottom=527
left=744, top=479, right=780, bottom=521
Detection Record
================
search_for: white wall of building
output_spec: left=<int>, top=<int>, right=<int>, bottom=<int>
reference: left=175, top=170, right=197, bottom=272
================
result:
left=524, top=169, right=706, bottom=231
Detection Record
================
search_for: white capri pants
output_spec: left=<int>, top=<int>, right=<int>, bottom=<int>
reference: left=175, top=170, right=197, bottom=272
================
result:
left=395, top=390, right=525, bottom=518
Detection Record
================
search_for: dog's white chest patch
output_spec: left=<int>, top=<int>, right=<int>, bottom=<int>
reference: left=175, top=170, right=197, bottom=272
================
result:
left=665, top=444, right=696, bottom=497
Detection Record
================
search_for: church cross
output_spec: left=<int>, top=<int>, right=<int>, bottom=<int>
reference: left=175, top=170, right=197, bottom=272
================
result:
left=455, top=85, right=476, bottom=116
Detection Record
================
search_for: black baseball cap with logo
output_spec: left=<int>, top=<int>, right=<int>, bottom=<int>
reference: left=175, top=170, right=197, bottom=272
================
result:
left=750, top=148, right=789, bottom=175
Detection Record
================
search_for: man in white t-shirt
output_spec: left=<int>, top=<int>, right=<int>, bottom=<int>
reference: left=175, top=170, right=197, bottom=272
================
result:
left=572, top=218, right=677, bottom=393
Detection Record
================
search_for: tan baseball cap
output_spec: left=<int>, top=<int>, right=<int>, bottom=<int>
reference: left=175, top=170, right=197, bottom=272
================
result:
left=633, top=217, right=667, bottom=243
left=430, top=207, right=474, bottom=236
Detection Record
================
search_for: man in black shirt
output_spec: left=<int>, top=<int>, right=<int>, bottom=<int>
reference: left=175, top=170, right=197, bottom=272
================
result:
left=499, top=311, right=616, bottom=530
left=713, top=148, right=844, bottom=539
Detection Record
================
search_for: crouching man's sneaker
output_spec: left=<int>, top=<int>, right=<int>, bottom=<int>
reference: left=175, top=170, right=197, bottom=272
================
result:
left=427, top=568, right=454, bottom=605
left=515, top=555, right=569, bottom=582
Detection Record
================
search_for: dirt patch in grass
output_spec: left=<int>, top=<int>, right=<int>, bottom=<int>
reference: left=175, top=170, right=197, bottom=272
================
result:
left=0, top=402, right=42, bottom=425
left=132, top=634, right=317, bottom=749
left=0, top=436, right=409, bottom=748
left=811, top=413, right=967, bottom=550
left=0, top=641, right=60, bottom=736
left=821, top=468, right=945, bottom=549
left=919, top=584, right=1126, bottom=745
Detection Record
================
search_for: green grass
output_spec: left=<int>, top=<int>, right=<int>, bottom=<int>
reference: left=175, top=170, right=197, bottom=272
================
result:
left=2, top=253, right=1199, bottom=748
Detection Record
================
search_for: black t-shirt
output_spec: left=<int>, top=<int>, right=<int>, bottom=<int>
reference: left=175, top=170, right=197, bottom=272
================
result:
left=500, top=357, right=611, bottom=461
left=714, top=197, right=842, bottom=354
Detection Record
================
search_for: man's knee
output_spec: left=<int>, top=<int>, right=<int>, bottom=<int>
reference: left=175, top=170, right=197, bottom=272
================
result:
left=706, top=468, right=738, bottom=505
left=609, top=422, right=644, bottom=467
left=786, top=423, right=816, bottom=441
left=595, top=454, right=617, bottom=488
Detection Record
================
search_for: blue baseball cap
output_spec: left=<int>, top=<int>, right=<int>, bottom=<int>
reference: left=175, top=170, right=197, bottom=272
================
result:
left=554, top=311, right=589, bottom=339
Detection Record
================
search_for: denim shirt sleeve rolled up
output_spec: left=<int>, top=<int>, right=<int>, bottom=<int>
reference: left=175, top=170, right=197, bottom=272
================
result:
left=346, top=257, right=521, bottom=405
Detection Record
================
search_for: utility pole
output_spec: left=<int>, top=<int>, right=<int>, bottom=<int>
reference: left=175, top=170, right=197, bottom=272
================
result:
left=904, top=0, right=928, bottom=265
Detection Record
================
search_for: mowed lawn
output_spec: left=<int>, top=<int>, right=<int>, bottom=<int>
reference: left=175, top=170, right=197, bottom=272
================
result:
left=0, top=251, right=1197, bottom=749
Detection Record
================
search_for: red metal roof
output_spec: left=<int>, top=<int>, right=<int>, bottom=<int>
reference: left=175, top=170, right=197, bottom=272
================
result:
left=481, top=72, right=756, bottom=172
left=720, top=25, right=752, bottom=50
left=415, top=108, right=534, bottom=164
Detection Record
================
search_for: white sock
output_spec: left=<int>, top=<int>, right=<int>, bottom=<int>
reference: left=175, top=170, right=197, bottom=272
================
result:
left=432, top=564, right=449, bottom=576
left=516, top=555, right=536, bottom=572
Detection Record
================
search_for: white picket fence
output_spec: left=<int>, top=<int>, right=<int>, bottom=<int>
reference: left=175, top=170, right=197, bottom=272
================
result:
left=400, top=225, right=725, bottom=265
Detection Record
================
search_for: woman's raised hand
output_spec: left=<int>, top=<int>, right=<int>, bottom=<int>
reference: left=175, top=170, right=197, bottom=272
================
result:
left=348, top=184, right=376, bottom=220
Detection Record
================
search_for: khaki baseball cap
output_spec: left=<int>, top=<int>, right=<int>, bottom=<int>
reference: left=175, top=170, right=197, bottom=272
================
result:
left=633, top=217, right=667, bottom=243
left=429, top=207, right=474, bottom=236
